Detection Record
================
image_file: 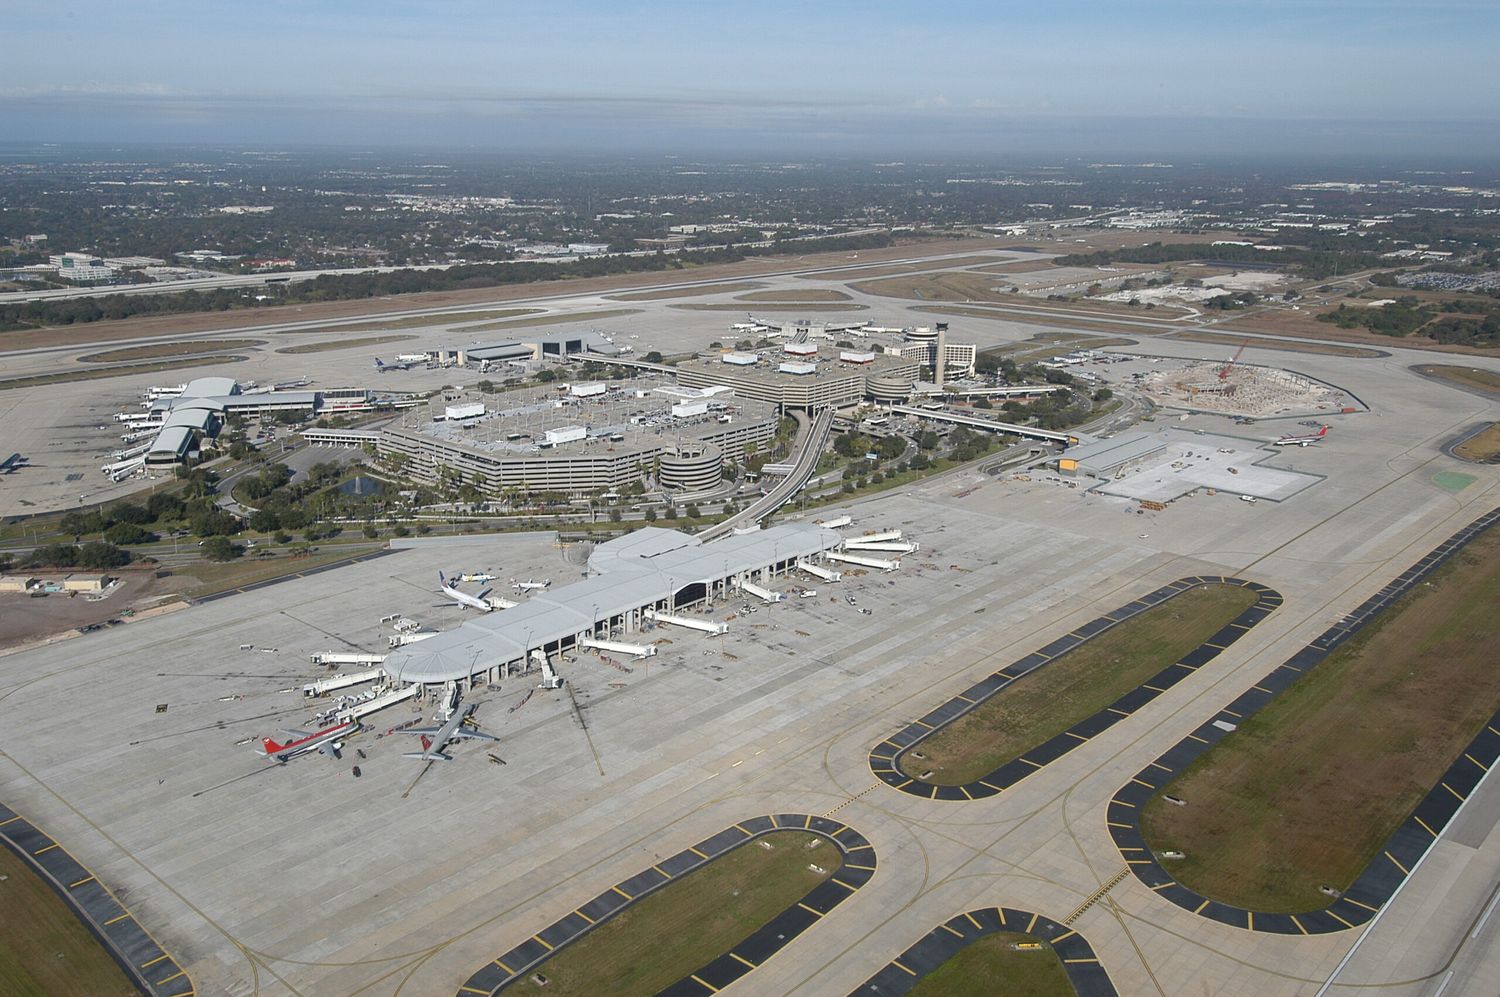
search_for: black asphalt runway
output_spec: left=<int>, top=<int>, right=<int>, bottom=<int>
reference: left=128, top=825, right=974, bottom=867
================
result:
left=456, top=813, right=877, bottom=996
left=0, top=803, right=194, bottom=996
left=1108, top=506, right=1500, bottom=935
left=868, top=576, right=1281, bottom=801
left=851, top=906, right=1116, bottom=997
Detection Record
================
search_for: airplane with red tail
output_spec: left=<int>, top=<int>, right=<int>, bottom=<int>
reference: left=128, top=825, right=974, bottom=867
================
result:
left=1275, top=425, right=1328, bottom=447
left=256, top=719, right=358, bottom=763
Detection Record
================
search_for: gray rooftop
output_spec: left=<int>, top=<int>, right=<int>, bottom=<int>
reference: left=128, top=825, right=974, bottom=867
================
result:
left=384, top=524, right=842, bottom=683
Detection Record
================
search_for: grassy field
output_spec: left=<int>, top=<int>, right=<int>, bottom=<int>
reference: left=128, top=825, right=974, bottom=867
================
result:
left=0, top=355, right=249, bottom=392
left=735, top=288, right=852, bottom=302
left=462, top=308, right=642, bottom=332
left=606, top=281, right=764, bottom=301
left=906, top=934, right=1073, bottom=997
left=0, top=845, right=137, bottom=997
left=1166, top=330, right=1381, bottom=358
left=77, top=338, right=264, bottom=363
left=794, top=255, right=1000, bottom=281
left=670, top=302, right=867, bottom=313
left=299, top=308, right=542, bottom=333
left=1454, top=423, right=1500, bottom=462
left=276, top=334, right=416, bottom=354
left=514, top=831, right=837, bottom=996
left=168, top=544, right=384, bottom=597
left=904, top=584, right=1261, bottom=785
left=1141, top=528, right=1500, bottom=912
left=853, top=270, right=1013, bottom=303
left=1416, top=364, right=1500, bottom=401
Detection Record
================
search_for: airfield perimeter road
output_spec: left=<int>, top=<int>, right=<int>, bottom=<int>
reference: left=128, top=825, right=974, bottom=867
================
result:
left=3, top=251, right=1500, bottom=995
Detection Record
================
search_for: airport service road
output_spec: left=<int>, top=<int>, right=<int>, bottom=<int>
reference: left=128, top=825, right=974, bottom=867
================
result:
left=2, top=357, right=1500, bottom=997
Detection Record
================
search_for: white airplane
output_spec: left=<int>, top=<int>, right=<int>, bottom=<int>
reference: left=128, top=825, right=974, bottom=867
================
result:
left=373, top=356, right=419, bottom=373
left=1275, top=425, right=1328, bottom=447
left=511, top=578, right=551, bottom=592
left=439, top=572, right=493, bottom=612
left=456, top=572, right=497, bottom=584
left=399, top=703, right=498, bottom=761
left=256, top=719, right=358, bottom=763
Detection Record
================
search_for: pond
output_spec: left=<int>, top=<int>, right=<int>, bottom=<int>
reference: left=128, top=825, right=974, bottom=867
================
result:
left=336, top=475, right=386, bottom=497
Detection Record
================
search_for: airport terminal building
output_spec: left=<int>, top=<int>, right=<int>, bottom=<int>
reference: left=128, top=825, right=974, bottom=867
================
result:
left=383, top=523, right=843, bottom=687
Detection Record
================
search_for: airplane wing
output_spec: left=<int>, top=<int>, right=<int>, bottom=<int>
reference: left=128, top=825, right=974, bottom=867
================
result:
left=477, top=587, right=493, bottom=601
left=396, top=726, right=443, bottom=736
left=318, top=741, right=342, bottom=760
left=402, top=750, right=454, bottom=761
left=450, top=729, right=499, bottom=742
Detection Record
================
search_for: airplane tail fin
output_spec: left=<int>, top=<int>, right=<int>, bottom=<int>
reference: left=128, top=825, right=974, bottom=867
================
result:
left=258, top=736, right=284, bottom=755
left=420, top=735, right=433, bottom=751
left=1319, top=425, right=1329, bottom=436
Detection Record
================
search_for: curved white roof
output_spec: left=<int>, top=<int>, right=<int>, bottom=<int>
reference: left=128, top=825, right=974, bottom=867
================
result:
left=384, top=524, right=840, bottom=684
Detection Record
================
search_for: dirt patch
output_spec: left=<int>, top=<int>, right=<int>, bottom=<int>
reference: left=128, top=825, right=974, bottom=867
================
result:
left=734, top=288, right=852, bottom=302
left=77, top=338, right=265, bottom=363
left=1141, top=527, right=1500, bottom=912
left=277, top=334, right=418, bottom=355
left=605, top=281, right=765, bottom=301
left=0, top=571, right=186, bottom=650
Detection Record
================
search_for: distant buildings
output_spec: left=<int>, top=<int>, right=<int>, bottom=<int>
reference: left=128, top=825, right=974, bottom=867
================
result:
left=49, top=252, right=117, bottom=282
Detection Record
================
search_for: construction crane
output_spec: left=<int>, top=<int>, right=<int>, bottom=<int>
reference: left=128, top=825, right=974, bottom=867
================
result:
left=1218, top=339, right=1250, bottom=381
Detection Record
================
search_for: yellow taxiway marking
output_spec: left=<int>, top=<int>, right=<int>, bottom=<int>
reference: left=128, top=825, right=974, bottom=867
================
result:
left=104, top=913, right=131, bottom=926
left=690, top=974, right=719, bottom=992
left=1194, top=900, right=1210, bottom=914
left=893, top=960, right=918, bottom=976
left=1385, top=851, right=1411, bottom=876
left=33, top=842, right=58, bottom=855
left=69, top=875, right=95, bottom=888
left=729, top=952, right=757, bottom=969
left=532, top=934, right=554, bottom=951
left=1328, top=910, right=1356, bottom=929
left=1290, top=915, right=1308, bottom=935
left=141, top=954, right=170, bottom=969
left=1345, top=898, right=1379, bottom=913
left=493, top=957, right=514, bottom=974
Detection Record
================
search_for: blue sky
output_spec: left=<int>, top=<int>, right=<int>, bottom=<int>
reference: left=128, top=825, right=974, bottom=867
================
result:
left=5, top=1, right=1498, bottom=157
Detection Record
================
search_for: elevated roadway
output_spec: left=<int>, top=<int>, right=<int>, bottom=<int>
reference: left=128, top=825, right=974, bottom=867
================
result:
left=699, top=407, right=833, bottom=542
left=887, top=404, right=1078, bottom=444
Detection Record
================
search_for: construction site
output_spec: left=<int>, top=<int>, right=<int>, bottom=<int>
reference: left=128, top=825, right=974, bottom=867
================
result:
left=1136, top=357, right=1357, bottom=419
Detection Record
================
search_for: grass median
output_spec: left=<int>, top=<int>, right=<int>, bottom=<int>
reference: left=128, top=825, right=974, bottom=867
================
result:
left=1142, top=527, right=1500, bottom=912
left=0, top=845, right=136, bottom=996
left=903, top=584, right=1261, bottom=785
left=514, top=830, right=837, bottom=996
left=906, top=933, right=1073, bottom=997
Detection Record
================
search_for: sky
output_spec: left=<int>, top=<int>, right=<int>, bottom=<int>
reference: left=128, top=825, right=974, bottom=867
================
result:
left=6, top=0, right=1499, bottom=159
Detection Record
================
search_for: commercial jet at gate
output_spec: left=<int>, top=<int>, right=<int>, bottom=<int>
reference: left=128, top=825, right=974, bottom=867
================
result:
left=400, top=703, right=498, bottom=761
left=257, top=719, right=358, bottom=762
left=1275, top=426, right=1328, bottom=447
left=439, top=572, right=493, bottom=612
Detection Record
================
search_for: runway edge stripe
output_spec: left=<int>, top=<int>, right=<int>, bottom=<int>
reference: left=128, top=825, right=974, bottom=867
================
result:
left=867, top=576, right=1280, bottom=801
left=0, top=804, right=194, bottom=997
left=455, top=813, right=876, bottom=996
left=1107, top=505, right=1500, bottom=935
left=848, top=906, right=1117, bottom=997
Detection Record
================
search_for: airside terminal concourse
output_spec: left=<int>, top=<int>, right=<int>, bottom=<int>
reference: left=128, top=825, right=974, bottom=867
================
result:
left=383, top=523, right=844, bottom=688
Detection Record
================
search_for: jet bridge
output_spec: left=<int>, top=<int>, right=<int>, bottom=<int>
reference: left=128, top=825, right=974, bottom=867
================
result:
left=643, top=609, right=729, bottom=635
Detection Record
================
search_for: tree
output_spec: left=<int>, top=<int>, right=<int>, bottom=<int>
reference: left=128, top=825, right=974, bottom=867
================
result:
left=78, top=542, right=130, bottom=569
left=643, top=351, right=663, bottom=363
left=146, top=492, right=186, bottom=522
left=108, top=502, right=151, bottom=525
left=26, top=543, right=81, bottom=568
left=249, top=508, right=282, bottom=532
left=644, top=508, right=658, bottom=522
left=201, top=536, right=241, bottom=562
left=103, top=523, right=156, bottom=545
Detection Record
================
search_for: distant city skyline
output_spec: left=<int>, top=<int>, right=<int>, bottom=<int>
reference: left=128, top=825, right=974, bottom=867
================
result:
left=7, top=0, right=1500, bottom=158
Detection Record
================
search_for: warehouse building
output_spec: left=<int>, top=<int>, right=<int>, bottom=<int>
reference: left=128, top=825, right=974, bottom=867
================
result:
left=1056, top=431, right=1168, bottom=479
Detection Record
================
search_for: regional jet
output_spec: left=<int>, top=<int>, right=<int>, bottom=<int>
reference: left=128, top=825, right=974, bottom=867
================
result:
left=1274, top=426, right=1328, bottom=447
left=0, top=453, right=27, bottom=473
left=439, top=572, right=493, bottom=612
left=511, top=578, right=551, bottom=592
left=399, top=703, right=498, bottom=761
left=256, top=719, right=358, bottom=763
left=373, top=356, right=420, bottom=373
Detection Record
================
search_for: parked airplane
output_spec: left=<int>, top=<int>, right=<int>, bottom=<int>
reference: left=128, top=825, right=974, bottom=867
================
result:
left=439, top=572, right=493, bottom=612
left=511, top=578, right=551, bottom=592
left=1275, top=425, right=1328, bottom=447
left=456, top=572, right=497, bottom=584
left=399, top=703, right=498, bottom=761
left=0, top=453, right=27, bottom=473
left=256, top=719, right=358, bottom=763
left=373, top=357, right=419, bottom=373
